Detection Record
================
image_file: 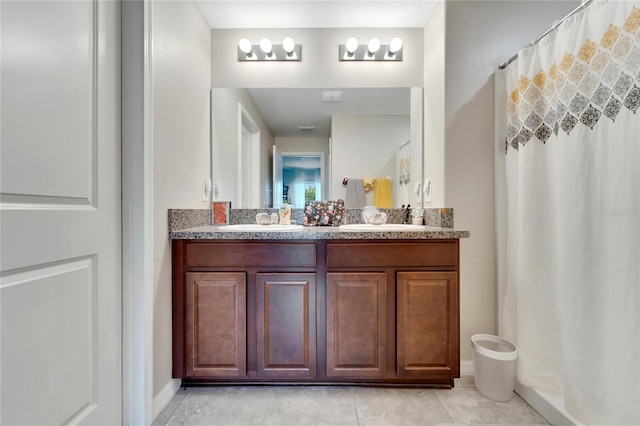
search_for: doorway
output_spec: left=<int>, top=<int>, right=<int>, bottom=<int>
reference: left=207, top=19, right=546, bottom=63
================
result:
left=278, top=152, right=326, bottom=208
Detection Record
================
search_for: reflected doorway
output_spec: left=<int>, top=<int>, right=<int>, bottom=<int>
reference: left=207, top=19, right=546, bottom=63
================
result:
left=273, top=149, right=326, bottom=208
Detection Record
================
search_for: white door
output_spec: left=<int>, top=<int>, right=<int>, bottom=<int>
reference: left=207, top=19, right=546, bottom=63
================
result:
left=273, top=145, right=283, bottom=208
left=1, top=1, right=122, bottom=424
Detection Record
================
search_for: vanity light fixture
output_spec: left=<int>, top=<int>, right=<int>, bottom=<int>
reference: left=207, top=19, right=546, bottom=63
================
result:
left=339, top=37, right=403, bottom=61
left=237, top=37, right=301, bottom=61
left=345, top=37, right=359, bottom=59
left=259, top=38, right=274, bottom=59
left=386, top=37, right=403, bottom=59
left=238, top=38, right=255, bottom=60
left=366, top=38, right=380, bottom=60
left=282, top=37, right=297, bottom=59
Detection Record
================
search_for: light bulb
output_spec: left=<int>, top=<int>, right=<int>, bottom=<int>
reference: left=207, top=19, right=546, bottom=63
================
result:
left=260, top=38, right=272, bottom=54
left=346, top=37, right=358, bottom=54
left=389, top=37, right=403, bottom=54
left=238, top=38, right=252, bottom=55
left=368, top=38, right=380, bottom=54
left=283, top=37, right=295, bottom=54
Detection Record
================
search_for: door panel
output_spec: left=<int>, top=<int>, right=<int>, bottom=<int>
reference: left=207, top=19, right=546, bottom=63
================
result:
left=396, top=272, right=459, bottom=377
left=0, top=1, right=122, bottom=423
left=256, top=273, right=316, bottom=377
left=326, top=273, right=387, bottom=377
left=185, top=273, right=247, bottom=377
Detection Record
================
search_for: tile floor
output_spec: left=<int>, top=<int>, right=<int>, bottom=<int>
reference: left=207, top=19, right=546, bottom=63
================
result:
left=153, top=377, right=549, bottom=426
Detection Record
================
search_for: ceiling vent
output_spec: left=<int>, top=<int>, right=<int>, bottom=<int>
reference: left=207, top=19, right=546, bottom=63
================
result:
left=298, top=126, right=315, bottom=132
left=322, top=91, right=343, bottom=102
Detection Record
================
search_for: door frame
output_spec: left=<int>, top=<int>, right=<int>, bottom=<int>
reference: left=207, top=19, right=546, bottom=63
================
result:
left=237, top=103, right=260, bottom=208
left=122, top=0, right=153, bottom=424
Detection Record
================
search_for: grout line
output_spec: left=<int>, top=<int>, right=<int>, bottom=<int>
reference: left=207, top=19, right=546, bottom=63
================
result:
left=260, top=386, right=273, bottom=426
left=433, top=387, right=455, bottom=423
left=353, top=390, right=361, bottom=426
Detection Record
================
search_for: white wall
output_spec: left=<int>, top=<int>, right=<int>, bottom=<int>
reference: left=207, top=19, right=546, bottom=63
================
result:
left=443, top=0, right=580, bottom=361
left=423, top=2, right=446, bottom=207
left=152, top=0, right=211, bottom=400
left=211, top=28, right=423, bottom=88
left=275, top=136, right=329, bottom=154
left=331, top=115, right=409, bottom=207
left=211, top=88, right=275, bottom=207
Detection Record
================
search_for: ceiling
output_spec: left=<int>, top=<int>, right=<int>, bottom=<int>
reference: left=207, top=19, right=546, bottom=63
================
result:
left=194, top=1, right=439, bottom=29
left=198, top=1, right=431, bottom=137
left=245, top=87, right=410, bottom=137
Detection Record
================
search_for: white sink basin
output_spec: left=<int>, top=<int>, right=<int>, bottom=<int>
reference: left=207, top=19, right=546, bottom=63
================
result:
left=217, top=224, right=304, bottom=232
left=340, top=224, right=426, bottom=232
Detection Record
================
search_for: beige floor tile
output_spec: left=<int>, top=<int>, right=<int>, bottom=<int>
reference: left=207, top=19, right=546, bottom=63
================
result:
left=434, top=387, right=548, bottom=425
left=263, top=386, right=358, bottom=426
left=353, top=387, right=453, bottom=425
left=167, top=386, right=270, bottom=426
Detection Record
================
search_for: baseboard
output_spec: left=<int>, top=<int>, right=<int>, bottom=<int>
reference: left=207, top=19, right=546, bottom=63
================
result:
left=460, top=359, right=474, bottom=376
left=152, top=378, right=181, bottom=422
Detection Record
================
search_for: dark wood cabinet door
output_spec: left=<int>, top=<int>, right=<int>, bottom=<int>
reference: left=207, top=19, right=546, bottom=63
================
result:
left=185, top=272, right=246, bottom=377
left=256, top=273, right=316, bottom=377
left=326, top=272, right=387, bottom=377
left=396, top=271, right=459, bottom=378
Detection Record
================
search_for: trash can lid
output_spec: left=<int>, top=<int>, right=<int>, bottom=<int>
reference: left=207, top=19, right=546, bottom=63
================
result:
left=471, top=334, right=518, bottom=361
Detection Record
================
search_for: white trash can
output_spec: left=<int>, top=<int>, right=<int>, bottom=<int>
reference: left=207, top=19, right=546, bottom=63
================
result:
left=471, top=334, right=518, bottom=402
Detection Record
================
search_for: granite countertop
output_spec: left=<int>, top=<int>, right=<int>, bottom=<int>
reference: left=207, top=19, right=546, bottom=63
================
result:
left=168, top=208, right=470, bottom=240
left=170, top=225, right=470, bottom=240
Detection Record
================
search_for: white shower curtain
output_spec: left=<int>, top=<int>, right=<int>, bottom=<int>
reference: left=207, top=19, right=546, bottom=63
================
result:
left=499, top=1, right=639, bottom=424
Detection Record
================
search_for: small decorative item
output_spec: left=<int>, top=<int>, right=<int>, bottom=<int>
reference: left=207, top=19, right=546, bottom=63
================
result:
left=279, top=203, right=292, bottom=225
left=256, top=212, right=270, bottom=225
left=303, top=200, right=346, bottom=226
left=270, top=212, right=279, bottom=224
left=372, top=212, right=388, bottom=225
left=361, top=205, right=378, bottom=224
left=411, top=207, right=424, bottom=225
left=212, top=201, right=231, bottom=225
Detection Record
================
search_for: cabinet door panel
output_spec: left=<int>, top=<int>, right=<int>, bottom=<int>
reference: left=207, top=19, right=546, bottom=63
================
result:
left=186, top=272, right=246, bottom=377
left=397, top=272, right=459, bottom=377
left=326, top=273, right=386, bottom=377
left=256, top=273, right=316, bottom=377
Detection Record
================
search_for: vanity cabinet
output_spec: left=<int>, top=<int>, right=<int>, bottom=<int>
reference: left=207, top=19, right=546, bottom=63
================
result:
left=172, top=238, right=460, bottom=386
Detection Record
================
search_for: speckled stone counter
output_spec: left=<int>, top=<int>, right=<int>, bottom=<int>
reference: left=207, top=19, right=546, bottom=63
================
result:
left=169, top=208, right=469, bottom=240
left=170, top=225, right=469, bottom=240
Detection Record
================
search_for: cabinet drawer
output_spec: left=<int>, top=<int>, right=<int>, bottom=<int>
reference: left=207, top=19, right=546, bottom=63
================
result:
left=186, top=242, right=316, bottom=268
left=326, top=241, right=457, bottom=268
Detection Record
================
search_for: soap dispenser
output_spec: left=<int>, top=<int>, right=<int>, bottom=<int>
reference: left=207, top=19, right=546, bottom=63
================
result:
left=279, top=204, right=292, bottom=225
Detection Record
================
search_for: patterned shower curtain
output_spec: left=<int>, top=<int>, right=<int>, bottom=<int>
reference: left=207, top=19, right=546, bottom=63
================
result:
left=500, top=1, right=639, bottom=423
